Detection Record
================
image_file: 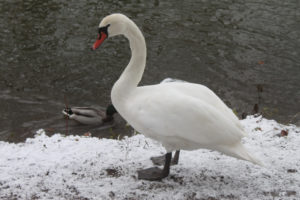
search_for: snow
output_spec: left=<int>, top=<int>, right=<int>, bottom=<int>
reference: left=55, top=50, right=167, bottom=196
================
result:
left=0, top=116, right=299, bottom=200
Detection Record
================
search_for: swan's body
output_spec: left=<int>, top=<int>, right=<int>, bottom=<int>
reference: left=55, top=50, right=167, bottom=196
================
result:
left=93, top=14, right=261, bottom=180
left=62, top=105, right=117, bottom=125
left=123, top=83, right=246, bottom=149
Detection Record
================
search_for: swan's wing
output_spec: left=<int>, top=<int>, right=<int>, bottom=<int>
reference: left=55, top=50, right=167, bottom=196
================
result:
left=128, top=85, right=246, bottom=146
left=164, top=82, right=245, bottom=134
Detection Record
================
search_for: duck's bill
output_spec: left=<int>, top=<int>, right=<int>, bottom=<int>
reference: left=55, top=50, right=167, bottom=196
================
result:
left=62, top=108, right=73, bottom=117
left=92, top=32, right=107, bottom=50
left=62, top=110, right=69, bottom=118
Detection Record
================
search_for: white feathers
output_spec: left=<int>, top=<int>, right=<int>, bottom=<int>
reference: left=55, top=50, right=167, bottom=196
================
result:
left=101, top=14, right=262, bottom=165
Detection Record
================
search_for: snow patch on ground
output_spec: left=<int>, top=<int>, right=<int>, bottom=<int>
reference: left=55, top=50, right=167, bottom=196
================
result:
left=0, top=116, right=299, bottom=199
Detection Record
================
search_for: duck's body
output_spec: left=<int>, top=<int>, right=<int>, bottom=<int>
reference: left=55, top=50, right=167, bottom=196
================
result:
left=92, top=13, right=262, bottom=180
left=62, top=104, right=116, bottom=125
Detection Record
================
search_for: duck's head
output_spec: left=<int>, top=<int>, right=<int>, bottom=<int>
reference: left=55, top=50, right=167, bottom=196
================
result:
left=102, top=104, right=118, bottom=123
left=92, top=14, right=129, bottom=50
left=106, top=104, right=117, bottom=117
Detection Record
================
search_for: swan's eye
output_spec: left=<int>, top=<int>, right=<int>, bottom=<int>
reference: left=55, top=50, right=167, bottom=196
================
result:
left=98, top=24, right=110, bottom=36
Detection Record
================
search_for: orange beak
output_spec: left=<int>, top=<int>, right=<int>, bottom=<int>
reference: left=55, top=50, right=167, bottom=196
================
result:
left=92, top=32, right=107, bottom=50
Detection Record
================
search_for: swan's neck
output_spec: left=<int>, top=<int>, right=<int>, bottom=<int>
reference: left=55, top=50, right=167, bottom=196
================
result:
left=111, top=21, right=146, bottom=102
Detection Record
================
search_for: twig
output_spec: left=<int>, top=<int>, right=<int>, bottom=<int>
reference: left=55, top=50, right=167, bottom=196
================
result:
left=64, top=94, right=69, bottom=135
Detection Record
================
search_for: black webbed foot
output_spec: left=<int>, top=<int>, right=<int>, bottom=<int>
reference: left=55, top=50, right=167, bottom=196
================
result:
left=137, top=167, right=168, bottom=181
left=150, top=155, right=165, bottom=166
left=151, top=150, right=180, bottom=166
left=138, top=152, right=172, bottom=181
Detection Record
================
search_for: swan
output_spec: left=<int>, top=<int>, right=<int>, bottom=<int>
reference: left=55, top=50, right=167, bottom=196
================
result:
left=92, top=14, right=262, bottom=180
left=62, top=104, right=117, bottom=125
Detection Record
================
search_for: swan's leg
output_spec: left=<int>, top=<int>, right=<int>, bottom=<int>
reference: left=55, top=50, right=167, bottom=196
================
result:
left=138, top=152, right=172, bottom=181
left=172, top=150, right=180, bottom=165
left=151, top=150, right=180, bottom=166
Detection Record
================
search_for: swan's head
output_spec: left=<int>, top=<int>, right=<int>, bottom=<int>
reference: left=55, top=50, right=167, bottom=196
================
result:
left=92, top=13, right=129, bottom=50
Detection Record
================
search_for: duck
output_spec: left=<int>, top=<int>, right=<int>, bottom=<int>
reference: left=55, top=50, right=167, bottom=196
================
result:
left=62, top=104, right=117, bottom=125
left=61, top=79, right=172, bottom=126
left=92, top=13, right=262, bottom=181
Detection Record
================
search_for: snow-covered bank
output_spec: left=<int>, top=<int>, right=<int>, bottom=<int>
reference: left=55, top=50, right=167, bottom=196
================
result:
left=0, top=116, right=299, bottom=200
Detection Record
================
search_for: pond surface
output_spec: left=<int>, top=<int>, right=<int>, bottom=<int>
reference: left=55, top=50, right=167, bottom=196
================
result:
left=0, top=0, right=299, bottom=142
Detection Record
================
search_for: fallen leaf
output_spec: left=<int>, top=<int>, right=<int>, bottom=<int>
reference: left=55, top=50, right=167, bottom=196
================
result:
left=84, top=132, right=92, bottom=137
left=254, top=127, right=262, bottom=131
left=281, top=130, right=288, bottom=136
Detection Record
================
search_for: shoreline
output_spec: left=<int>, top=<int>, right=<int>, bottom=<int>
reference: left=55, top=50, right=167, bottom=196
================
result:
left=0, top=115, right=299, bottom=199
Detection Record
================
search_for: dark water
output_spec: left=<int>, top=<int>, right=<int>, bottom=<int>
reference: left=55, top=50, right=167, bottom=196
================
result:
left=0, top=0, right=299, bottom=142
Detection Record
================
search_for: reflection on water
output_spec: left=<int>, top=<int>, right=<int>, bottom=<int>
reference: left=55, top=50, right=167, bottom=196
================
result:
left=0, top=0, right=299, bottom=142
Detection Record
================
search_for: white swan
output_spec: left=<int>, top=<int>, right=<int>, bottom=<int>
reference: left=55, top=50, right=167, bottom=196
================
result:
left=92, top=14, right=262, bottom=180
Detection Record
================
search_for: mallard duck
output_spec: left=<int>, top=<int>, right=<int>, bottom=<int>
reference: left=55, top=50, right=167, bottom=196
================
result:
left=91, top=14, right=262, bottom=181
left=62, top=104, right=117, bottom=125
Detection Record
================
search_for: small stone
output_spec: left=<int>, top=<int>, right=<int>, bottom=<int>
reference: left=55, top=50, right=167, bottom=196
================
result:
left=109, top=191, right=115, bottom=198
left=287, top=169, right=297, bottom=173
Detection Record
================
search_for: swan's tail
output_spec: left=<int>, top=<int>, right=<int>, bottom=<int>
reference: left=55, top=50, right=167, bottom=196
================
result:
left=217, top=143, right=263, bottom=166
